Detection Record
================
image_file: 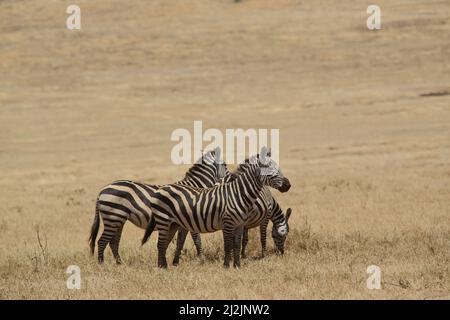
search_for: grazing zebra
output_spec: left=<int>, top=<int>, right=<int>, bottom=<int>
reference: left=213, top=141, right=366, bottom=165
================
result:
left=172, top=178, right=293, bottom=265
left=142, top=147, right=291, bottom=268
left=88, top=148, right=226, bottom=264
left=241, top=199, right=293, bottom=258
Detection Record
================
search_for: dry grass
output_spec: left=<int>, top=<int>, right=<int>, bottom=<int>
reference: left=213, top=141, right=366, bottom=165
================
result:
left=1, top=0, right=450, bottom=299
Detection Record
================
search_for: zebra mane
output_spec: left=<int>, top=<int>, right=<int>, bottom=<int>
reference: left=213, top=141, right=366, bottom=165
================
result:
left=232, top=156, right=259, bottom=177
left=184, top=150, right=216, bottom=179
left=230, top=151, right=274, bottom=180
left=235, top=160, right=251, bottom=173
left=222, top=170, right=240, bottom=183
left=183, top=150, right=225, bottom=184
left=236, top=153, right=264, bottom=170
left=210, top=159, right=252, bottom=184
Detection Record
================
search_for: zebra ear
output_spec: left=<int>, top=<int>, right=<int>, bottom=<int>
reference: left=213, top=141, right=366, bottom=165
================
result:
left=259, top=146, right=270, bottom=164
left=267, top=148, right=271, bottom=157
left=260, top=146, right=268, bottom=157
left=213, top=146, right=222, bottom=162
left=285, top=208, right=292, bottom=222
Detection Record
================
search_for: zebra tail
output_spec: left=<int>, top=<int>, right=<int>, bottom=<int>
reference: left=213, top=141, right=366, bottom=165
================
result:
left=89, top=198, right=100, bottom=255
left=141, top=215, right=156, bottom=246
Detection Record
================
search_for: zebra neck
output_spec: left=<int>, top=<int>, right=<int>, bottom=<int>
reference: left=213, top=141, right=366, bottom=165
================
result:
left=181, top=166, right=215, bottom=187
left=270, top=201, right=284, bottom=226
left=233, top=168, right=263, bottom=208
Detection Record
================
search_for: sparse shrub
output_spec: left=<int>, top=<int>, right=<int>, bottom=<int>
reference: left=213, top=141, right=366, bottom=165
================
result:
left=26, top=225, right=50, bottom=272
left=288, top=216, right=320, bottom=254
left=0, top=219, right=8, bottom=232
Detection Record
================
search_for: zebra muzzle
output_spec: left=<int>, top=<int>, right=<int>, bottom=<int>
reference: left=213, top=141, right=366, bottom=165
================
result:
left=278, top=178, right=291, bottom=193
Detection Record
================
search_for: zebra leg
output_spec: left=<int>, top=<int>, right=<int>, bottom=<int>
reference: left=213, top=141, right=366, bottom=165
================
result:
left=222, top=222, right=234, bottom=268
left=259, top=220, right=269, bottom=258
left=233, top=226, right=244, bottom=268
left=110, top=224, right=124, bottom=265
left=157, top=223, right=178, bottom=268
left=172, top=227, right=188, bottom=266
left=97, top=227, right=116, bottom=264
left=191, top=232, right=203, bottom=257
left=97, top=216, right=121, bottom=264
left=241, top=228, right=249, bottom=259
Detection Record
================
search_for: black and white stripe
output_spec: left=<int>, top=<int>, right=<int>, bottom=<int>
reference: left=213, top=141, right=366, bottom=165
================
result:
left=241, top=194, right=292, bottom=258
left=142, top=148, right=291, bottom=268
left=173, top=178, right=292, bottom=265
left=88, top=149, right=226, bottom=264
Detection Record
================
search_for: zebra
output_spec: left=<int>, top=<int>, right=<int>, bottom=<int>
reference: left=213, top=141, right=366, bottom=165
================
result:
left=88, top=148, right=227, bottom=264
left=172, top=175, right=293, bottom=266
left=241, top=198, right=293, bottom=258
left=142, top=147, right=291, bottom=268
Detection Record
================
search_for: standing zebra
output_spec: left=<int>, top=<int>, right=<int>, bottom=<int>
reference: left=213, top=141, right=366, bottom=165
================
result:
left=172, top=176, right=293, bottom=266
left=89, top=148, right=226, bottom=264
left=142, top=148, right=291, bottom=268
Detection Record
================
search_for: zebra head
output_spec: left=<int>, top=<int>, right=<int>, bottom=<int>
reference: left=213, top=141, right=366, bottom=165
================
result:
left=185, top=147, right=228, bottom=187
left=203, top=147, right=228, bottom=177
left=249, top=147, right=291, bottom=193
left=272, top=208, right=292, bottom=254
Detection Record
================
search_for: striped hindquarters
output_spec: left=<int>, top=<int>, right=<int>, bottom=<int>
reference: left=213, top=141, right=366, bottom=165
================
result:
left=97, top=180, right=159, bottom=230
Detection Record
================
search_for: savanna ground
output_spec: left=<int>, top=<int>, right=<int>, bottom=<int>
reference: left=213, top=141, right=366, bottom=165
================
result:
left=1, top=0, right=450, bottom=299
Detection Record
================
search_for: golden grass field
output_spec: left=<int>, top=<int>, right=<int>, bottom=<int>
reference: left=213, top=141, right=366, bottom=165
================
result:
left=1, top=0, right=450, bottom=299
